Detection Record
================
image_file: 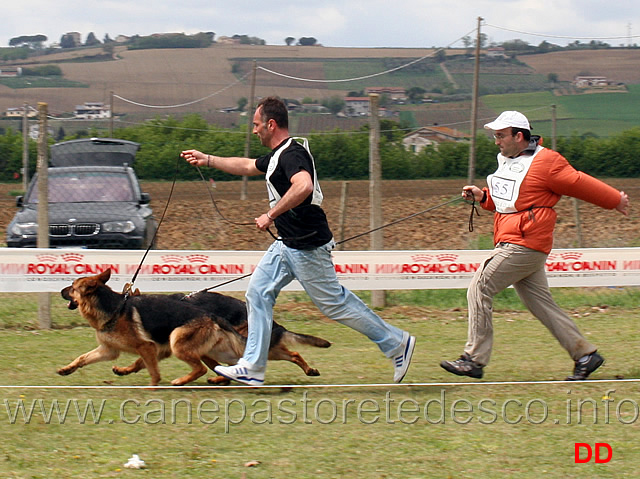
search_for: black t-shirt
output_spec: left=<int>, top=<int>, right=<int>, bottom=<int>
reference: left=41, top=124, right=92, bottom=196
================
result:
left=255, top=139, right=333, bottom=249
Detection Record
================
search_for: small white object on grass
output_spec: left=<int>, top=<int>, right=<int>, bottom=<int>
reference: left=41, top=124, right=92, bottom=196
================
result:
left=124, top=454, right=146, bottom=469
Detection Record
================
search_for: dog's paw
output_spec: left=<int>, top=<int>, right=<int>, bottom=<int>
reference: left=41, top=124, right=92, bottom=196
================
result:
left=57, top=367, right=75, bottom=376
left=207, top=375, right=231, bottom=385
left=112, top=366, right=130, bottom=376
left=306, top=368, right=320, bottom=377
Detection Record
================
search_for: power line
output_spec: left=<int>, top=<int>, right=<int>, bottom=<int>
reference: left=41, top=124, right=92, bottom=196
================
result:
left=485, top=22, right=640, bottom=41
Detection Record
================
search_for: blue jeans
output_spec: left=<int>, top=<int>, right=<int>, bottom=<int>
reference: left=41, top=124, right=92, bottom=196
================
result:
left=243, top=239, right=406, bottom=369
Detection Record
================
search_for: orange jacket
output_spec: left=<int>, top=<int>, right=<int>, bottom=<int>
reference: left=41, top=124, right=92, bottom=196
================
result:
left=481, top=147, right=621, bottom=254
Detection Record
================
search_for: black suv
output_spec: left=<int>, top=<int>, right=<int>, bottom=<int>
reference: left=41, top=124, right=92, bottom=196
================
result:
left=7, top=138, right=157, bottom=249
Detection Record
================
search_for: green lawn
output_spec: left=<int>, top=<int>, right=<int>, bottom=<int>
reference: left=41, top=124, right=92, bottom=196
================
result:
left=481, top=86, right=640, bottom=138
left=1, top=289, right=640, bottom=478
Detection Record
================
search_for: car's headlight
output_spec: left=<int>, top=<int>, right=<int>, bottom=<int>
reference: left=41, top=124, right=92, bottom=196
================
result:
left=11, top=222, right=38, bottom=236
left=102, top=221, right=135, bottom=233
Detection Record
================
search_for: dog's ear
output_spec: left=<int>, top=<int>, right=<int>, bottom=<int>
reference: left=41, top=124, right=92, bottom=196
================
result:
left=97, top=268, right=111, bottom=284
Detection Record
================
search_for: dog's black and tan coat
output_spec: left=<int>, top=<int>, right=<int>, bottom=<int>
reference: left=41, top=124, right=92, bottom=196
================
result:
left=58, top=268, right=330, bottom=386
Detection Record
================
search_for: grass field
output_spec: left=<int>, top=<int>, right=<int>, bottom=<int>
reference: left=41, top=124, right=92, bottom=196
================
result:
left=481, top=85, right=640, bottom=138
left=2, top=288, right=640, bottom=478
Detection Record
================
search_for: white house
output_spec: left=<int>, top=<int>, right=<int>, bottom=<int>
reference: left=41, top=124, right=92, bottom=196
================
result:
left=403, top=126, right=468, bottom=153
left=74, top=102, right=111, bottom=119
left=5, top=105, right=37, bottom=118
left=344, top=97, right=370, bottom=116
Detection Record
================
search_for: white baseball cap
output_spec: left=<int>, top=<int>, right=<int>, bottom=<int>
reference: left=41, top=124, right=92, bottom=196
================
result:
left=484, top=111, right=531, bottom=131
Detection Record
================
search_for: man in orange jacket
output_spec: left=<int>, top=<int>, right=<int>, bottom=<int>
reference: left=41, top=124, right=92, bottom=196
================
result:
left=441, top=111, right=630, bottom=381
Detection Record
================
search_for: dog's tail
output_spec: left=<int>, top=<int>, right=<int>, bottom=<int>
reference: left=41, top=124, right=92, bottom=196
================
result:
left=281, top=329, right=331, bottom=348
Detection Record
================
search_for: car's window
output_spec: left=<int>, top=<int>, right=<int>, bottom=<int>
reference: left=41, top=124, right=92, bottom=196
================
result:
left=27, top=172, right=136, bottom=203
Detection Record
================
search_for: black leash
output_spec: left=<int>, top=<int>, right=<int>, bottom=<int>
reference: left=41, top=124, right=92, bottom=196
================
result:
left=122, top=155, right=181, bottom=298
left=195, top=195, right=473, bottom=292
left=335, top=196, right=464, bottom=245
left=195, top=165, right=315, bottom=243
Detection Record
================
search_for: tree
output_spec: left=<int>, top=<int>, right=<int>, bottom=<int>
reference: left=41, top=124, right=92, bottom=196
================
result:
left=103, top=42, right=115, bottom=56
left=60, top=33, right=77, bottom=49
left=298, top=37, right=317, bottom=46
left=236, top=97, right=248, bottom=112
left=9, top=34, right=47, bottom=49
left=434, top=49, right=447, bottom=63
left=85, top=32, right=101, bottom=46
left=406, top=87, right=426, bottom=103
left=285, top=37, right=295, bottom=46
left=322, top=96, right=345, bottom=115
left=547, top=73, right=559, bottom=85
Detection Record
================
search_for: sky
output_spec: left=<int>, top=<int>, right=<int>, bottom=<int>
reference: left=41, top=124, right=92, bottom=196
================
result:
left=2, top=0, right=639, bottom=49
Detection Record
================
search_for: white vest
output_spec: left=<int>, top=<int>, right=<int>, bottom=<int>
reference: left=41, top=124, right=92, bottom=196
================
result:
left=487, top=145, right=544, bottom=213
left=265, top=137, right=324, bottom=209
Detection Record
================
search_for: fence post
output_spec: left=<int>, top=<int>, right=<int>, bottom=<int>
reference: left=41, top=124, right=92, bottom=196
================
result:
left=36, top=102, right=51, bottom=329
left=22, top=103, right=29, bottom=192
left=369, top=94, right=385, bottom=307
left=336, top=181, right=349, bottom=251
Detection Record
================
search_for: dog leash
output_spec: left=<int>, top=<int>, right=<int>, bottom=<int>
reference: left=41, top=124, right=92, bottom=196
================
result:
left=191, top=195, right=472, bottom=292
left=121, top=155, right=182, bottom=299
left=195, top=165, right=316, bottom=243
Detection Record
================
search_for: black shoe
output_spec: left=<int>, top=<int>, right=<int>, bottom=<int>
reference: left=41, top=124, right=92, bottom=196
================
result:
left=566, top=352, right=604, bottom=381
left=440, top=354, right=484, bottom=379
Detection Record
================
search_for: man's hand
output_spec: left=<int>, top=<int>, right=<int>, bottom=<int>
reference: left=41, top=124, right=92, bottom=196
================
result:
left=462, top=185, right=483, bottom=202
left=180, top=149, right=207, bottom=167
left=255, top=213, right=273, bottom=231
left=616, top=190, right=630, bottom=216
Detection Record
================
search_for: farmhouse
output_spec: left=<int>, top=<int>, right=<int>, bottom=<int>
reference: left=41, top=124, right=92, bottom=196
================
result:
left=364, top=87, right=407, bottom=102
left=0, top=67, right=22, bottom=78
left=574, top=76, right=609, bottom=87
left=74, top=102, right=111, bottom=119
left=344, top=97, right=370, bottom=116
left=5, top=105, right=37, bottom=118
left=487, top=47, right=507, bottom=58
left=403, top=126, right=468, bottom=153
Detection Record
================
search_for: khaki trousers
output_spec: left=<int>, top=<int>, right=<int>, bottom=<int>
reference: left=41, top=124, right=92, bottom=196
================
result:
left=465, top=242, right=596, bottom=366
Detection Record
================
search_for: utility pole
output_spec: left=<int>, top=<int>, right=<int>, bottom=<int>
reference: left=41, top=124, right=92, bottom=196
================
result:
left=22, top=103, right=29, bottom=192
left=109, top=90, right=114, bottom=137
left=241, top=60, right=257, bottom=200
left=467, top=16, right=483, bottom=184
left=369, top=93, right=385, bottom=307
left=36, top=102, right=51, bottom=329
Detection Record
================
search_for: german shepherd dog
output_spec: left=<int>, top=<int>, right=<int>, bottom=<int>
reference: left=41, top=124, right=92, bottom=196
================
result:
left=58, top=269, right=330, bottom=386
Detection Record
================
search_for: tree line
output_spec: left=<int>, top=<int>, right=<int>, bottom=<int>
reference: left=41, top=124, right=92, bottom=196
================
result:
left=1, top=115, right=640, bottom=183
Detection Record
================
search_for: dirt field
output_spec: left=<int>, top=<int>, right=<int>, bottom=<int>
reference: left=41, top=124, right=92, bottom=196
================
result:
left=3, top=178, right=636, bottom=252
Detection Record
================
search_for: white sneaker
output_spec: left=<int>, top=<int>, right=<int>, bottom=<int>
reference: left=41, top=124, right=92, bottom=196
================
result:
left=393, top=334, right=416, bottom=383
left=214, top=359, right=265, bottom=386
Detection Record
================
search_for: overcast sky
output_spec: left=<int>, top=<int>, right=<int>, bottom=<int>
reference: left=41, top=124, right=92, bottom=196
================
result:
left=3, top=0, right=639, bottom=49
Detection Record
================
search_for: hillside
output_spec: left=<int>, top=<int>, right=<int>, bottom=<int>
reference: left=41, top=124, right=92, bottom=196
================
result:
left=1, top=45, right=640, bottom=136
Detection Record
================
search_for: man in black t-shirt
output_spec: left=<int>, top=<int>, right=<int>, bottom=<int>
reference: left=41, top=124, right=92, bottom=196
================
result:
left=181, top=96, right=415, bottom=385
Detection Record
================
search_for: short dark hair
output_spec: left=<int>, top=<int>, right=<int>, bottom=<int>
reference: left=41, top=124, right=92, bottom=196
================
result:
left=511, top=127, right=531, bottom=141
left=257, top=96, right=288, bottom=129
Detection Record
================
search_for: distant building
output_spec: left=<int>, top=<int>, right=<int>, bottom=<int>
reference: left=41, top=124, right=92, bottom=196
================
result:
left=403, top=126, right=468, bottom=153
left=344, top=97, right=370, bottom=116
left=115, top=35, right=131, bottom=43
left=574, top=76, right=609, bottom=87
left=364, top=87, right=407, bottom=102
left=74, top=102, right=111, bottom=119
left=0, top=67, right=22, bottom=78
left=65, top=32, right=82, bottom=45
left=5, top=105, right=37, bottom=118
left=217, top=36, right=241, bottom=45
left=487, top=47, right=507, bottom=58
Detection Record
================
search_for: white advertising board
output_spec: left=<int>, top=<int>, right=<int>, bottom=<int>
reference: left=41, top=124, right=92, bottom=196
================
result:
left=1, top=248, right=639, bottom=293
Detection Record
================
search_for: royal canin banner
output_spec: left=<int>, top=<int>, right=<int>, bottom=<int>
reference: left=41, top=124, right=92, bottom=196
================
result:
left=0, top=248, right=639, bottom=293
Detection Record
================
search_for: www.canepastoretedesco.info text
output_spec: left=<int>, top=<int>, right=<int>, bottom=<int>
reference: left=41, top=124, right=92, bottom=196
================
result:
left=2, top=390, right=638, bottom=432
